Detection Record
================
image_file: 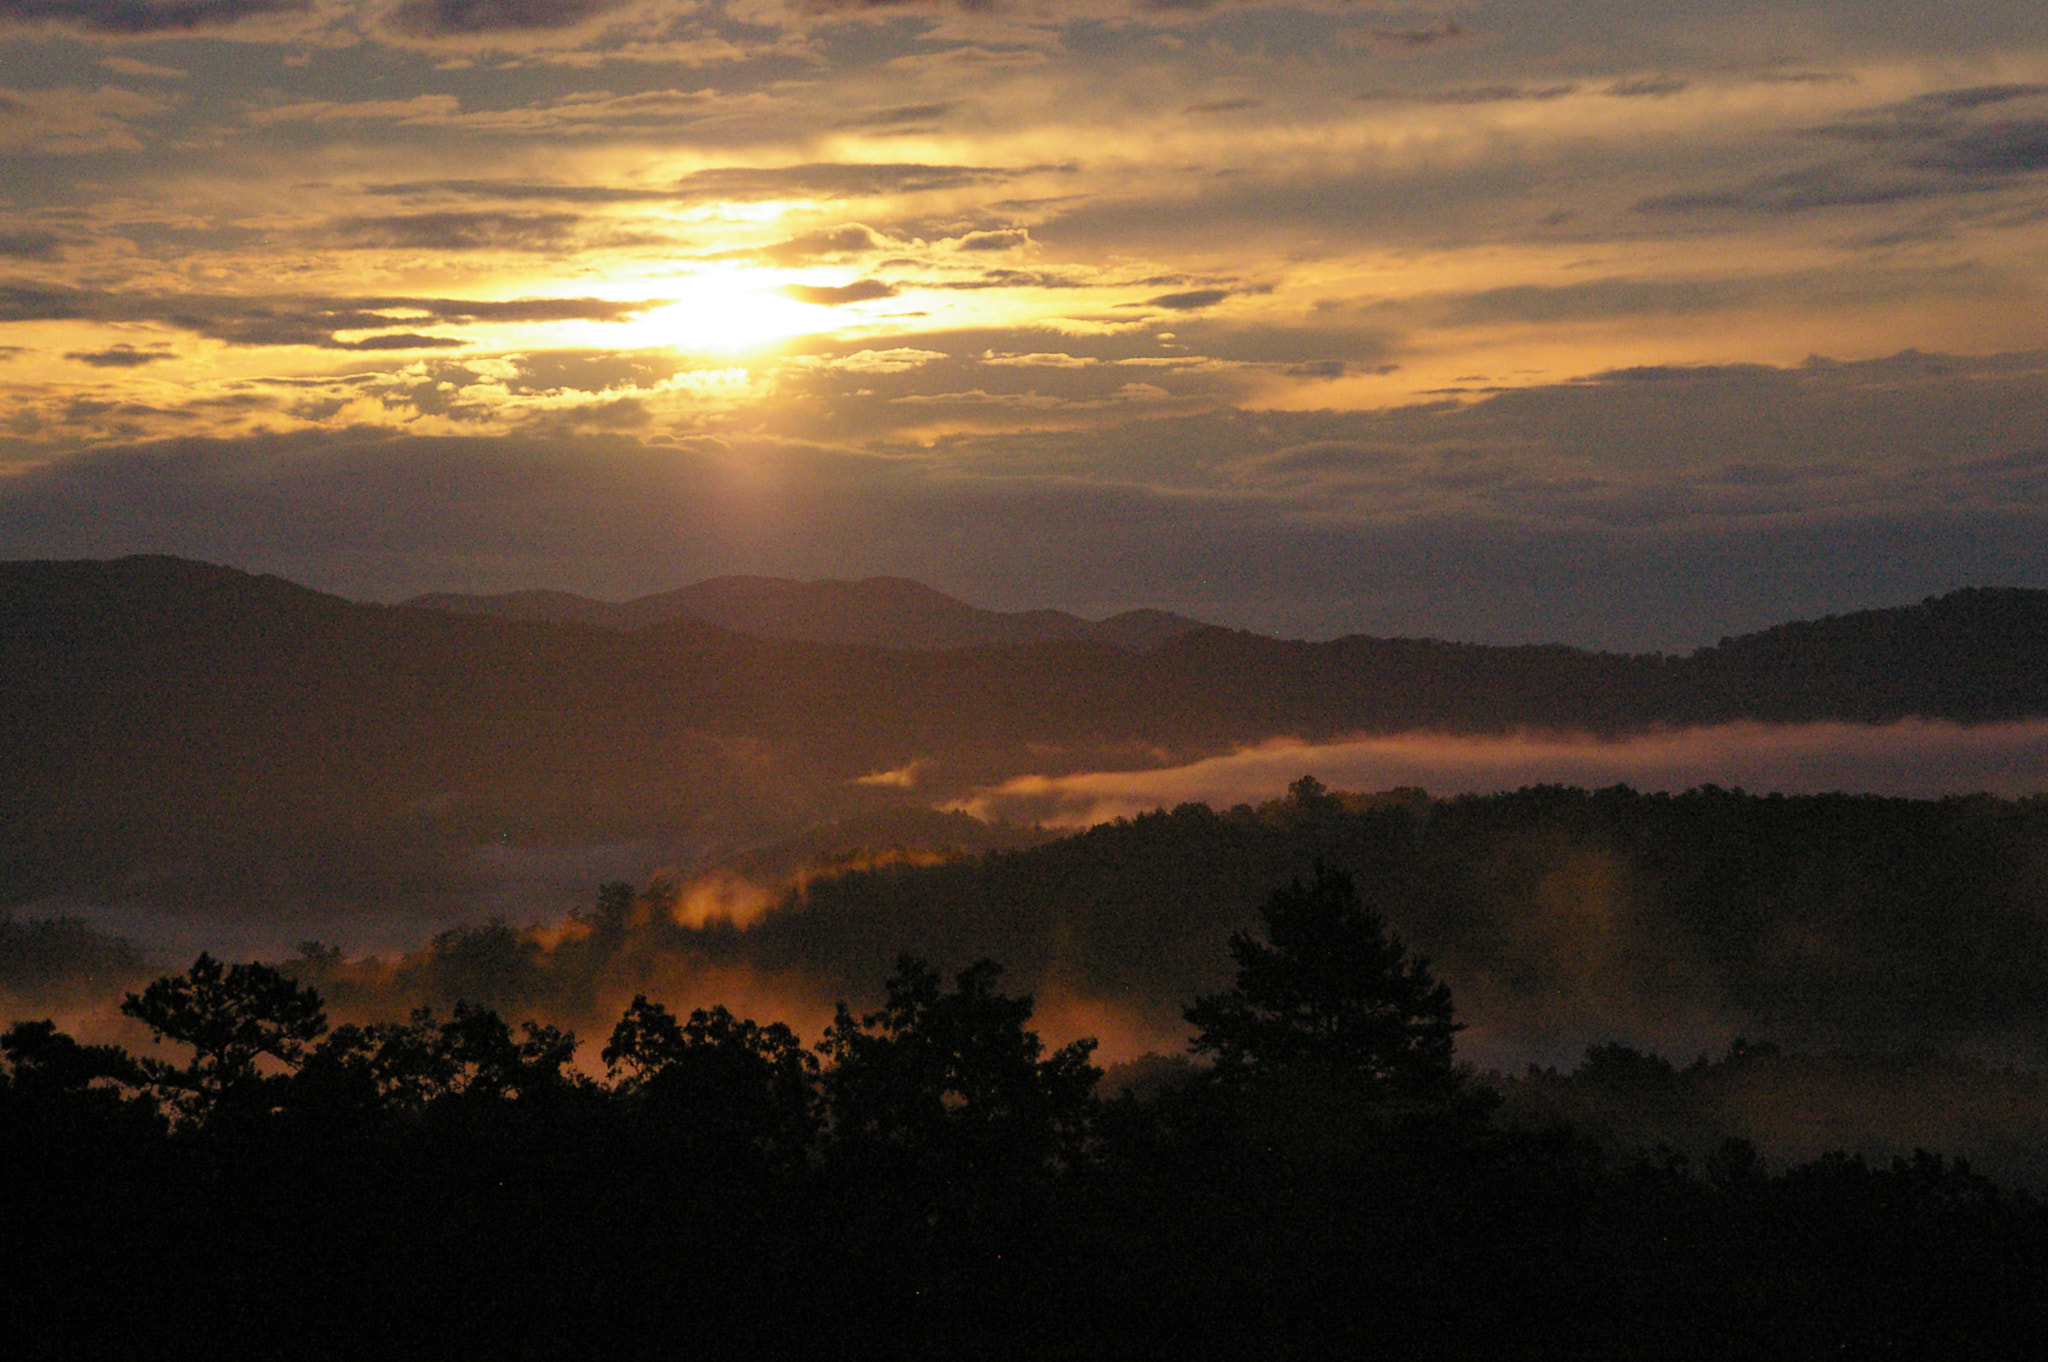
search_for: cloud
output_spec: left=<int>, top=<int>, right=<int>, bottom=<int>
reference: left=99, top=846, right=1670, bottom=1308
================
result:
left=758, top=224, right=888, bottom=264
left=1432, top=277, right=1742, bottom=326
left=673, top=162, right=1051, bottom=202
left=935, top=268, right=1087, bottom=291
left=1605, top=77, right=1688, bottom=99
left=1359, top=83, right=1577, bottom=106
left=0, top=285, right=660, bottom=347
left=782, top=279, right=898, bottom=305
left=839, top=102, right=953, bottom=128
left=365, top=179, right=679, bottom=203
left=1421, top=84, right=1579, bottom=105
left=65, top=345, right=173, bottom=367
left=247, top=95, right=464, bottom=127
left=327, top=212, right=585, bottom=251
left=0, top=84, right=175, bottom=155
left=1359, top=20, right=1464, bottom=48
left=0, top=0, right=305, bottom=33
left=1641, top=83, right=2048, bottom=216
left=1901, top=82, right=2048, bottom=112
left=797, top=346, right=946, bottom=373
left=98, top=55, right=188, bottom=78
left=384, top=0, right=620, bottom=36
left=0, top=231, right=63, bottom=261
left=7, top=348, right=2047, bottom=651
left=950, top=229, right=1030, bottom=252
left=1915, top=119, right=2048, bottom=176
left=1138, top=288, right=1229, bottom=311
left=0, top=282, right=89, bottom=320
left=1635, top=166, right=1951, bottom=216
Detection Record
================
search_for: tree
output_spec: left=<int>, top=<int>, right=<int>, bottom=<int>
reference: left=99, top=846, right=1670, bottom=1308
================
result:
left=120, top=953, right=328, bottom=1124
left=603, top=997, right=818, bottom=1164
left=820, top=956, right=1099, bottom=1175
left=1184, top=862, right=1461, bottom=1099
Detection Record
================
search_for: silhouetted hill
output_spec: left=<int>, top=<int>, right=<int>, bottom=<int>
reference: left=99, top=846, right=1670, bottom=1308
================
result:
left=7, top=556, right=2048, bottom=915
left=404, top=575, right=1211, bottom=652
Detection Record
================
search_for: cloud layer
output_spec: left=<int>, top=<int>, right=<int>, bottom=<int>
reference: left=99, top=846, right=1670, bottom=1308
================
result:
left=1, top=2, right=2046, bottom=640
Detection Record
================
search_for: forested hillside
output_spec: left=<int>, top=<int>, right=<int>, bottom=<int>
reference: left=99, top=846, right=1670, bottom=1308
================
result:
left=9, top=910, right=2047, bottom=1360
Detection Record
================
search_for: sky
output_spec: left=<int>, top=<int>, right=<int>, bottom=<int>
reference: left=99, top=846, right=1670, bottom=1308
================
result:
left=3, top=0, right=2047, bottom=649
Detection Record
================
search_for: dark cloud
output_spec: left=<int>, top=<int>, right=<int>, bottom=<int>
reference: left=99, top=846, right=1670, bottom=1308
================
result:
left=337, top=333, right=467, bottom=351
left=759, top=225, right=887, bottom=264
left=431, top=296, right=660, bottom=323
left=1138, top=288, right=1230, bottom=311
left=1365, top=84, right=1578, bottom=106
left=1362, top=20, right=1464, bottom=48
left=1913, top=119, right=2048, bottom=176
left=1634, top=166, right=1947, bottom=216
left=0, top=282, right=88, bottom=321
left=65, top=345, right=172, bottom=367
left=839, top=103, right=954, bottom=128
left=936, top=268, right=1086, bottom=290
left=0, top=0, right=305, bottom=34
left=1436, top=278, right=1739, bottom=325
left=1903, top=83, right=2048, bottom=112
left=328, top=212, right=583, bottom=252
left=673, top=163, right=1054, bottom=202
left=1605, top=77, right=1688, bottom=99
left=1756, top=70, right=1854, bottom=85
left=365, top=180, right=681, bottom=204
left=1186, top=98, right=1262, bottom=115
left=3, top=286, right=658, bottom=348
left=1283, top=359, right=1391, bottom=380
left=0, top=231, right=63, bottom=261
left=782, top=279, right=899, bottom=305
left=1662, top=86, right=2048, bottom=217
left=384, top=0, right=617, bottom=36
left=951, top=229, right=1029, bottom=252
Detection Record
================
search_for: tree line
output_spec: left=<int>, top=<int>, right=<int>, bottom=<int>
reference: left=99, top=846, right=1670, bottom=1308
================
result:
left=7, top=864, right=2047, bottom=1359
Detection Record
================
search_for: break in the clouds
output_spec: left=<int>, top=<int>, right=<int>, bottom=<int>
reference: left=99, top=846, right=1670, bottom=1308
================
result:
left=3, top=1, right=2048, bottom=641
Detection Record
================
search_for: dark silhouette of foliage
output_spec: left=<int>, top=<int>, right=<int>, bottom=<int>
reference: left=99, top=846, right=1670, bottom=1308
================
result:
left=120, top=952, right=327, bottom=1124
left=0, top=914, right=149, bottom=998
left=8, top=937, right=2048, bottom=1361
left=1184, top=860, right=1461, bottom=1098
left=397, top=915, right=548, bottom=1010
left=820, top=955, right=1100, bottom=1175
left=604, top=996, right=817, bottom=1165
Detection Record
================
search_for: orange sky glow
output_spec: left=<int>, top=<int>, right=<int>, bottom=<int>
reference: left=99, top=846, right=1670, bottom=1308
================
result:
left=4, top=0, right=2048, bottom=646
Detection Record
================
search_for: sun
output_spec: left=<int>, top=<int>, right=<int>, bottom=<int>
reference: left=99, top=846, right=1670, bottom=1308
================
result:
left=634, top=264, right=840, bottom=354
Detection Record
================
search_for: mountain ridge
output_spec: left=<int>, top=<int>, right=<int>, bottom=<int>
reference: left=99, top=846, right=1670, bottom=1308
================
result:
left=8, top=555, right=2048, bottom=917
left=402, top=575, right=1211, bottom=653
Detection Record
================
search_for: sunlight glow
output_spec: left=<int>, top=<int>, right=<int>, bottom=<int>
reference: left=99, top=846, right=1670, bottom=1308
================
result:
left=636, top=266, right=834, bottom=353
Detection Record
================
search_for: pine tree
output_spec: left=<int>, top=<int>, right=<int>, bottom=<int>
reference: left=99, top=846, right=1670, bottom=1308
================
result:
left=1184, top=862, right=1461, bottom=1099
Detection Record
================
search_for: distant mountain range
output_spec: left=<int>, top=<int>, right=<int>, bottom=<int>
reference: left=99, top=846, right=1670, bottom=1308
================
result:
left=404, top=577, right=1207, bottom=653
left=7, top=555, right=2048, bottom=918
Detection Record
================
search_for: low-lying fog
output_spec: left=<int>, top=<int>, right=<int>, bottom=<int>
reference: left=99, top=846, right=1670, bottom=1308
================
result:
left=954, top=717, right=2048, bottom=825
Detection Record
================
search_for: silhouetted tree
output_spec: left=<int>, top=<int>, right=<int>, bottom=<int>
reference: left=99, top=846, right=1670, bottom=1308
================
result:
left=604, top=996, right=818, bottom=1164
left=1185, top=861, right=1461, bottom=1099
left=397, top=916, right=547, bottom=1010
left=120, top=952, right=327, bottom=1124
left=820, top=955, right=1099, bottom=1175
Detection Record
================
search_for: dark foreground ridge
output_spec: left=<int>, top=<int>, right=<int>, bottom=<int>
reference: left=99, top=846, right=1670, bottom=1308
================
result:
left=7, top=555, right=2048, bottom=915
left=8, top=875, right=2047, bottom=1360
